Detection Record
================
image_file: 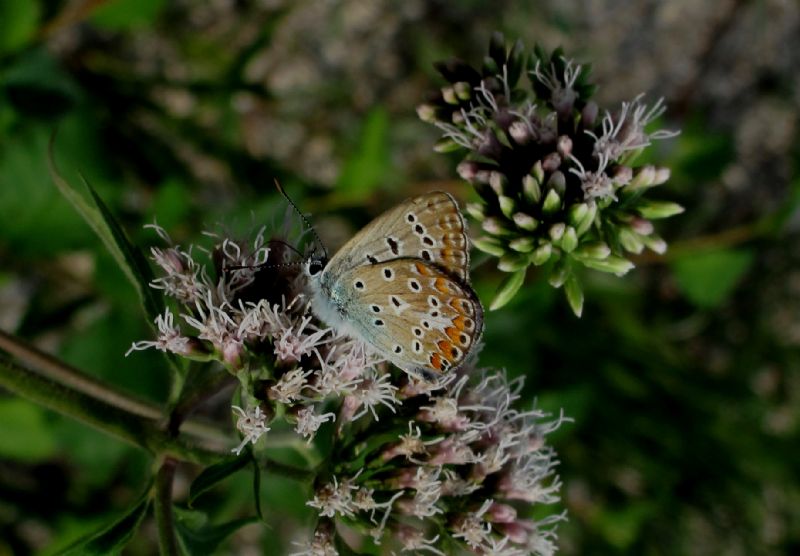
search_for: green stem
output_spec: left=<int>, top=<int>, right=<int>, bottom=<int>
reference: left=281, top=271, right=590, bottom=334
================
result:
left=154, top=458, right=180, bottom=556
left=0, top=329, right=230, bottom=449
left=262, top=457, right=316, bottom=483
left=0, top=356, right=222, bottom=465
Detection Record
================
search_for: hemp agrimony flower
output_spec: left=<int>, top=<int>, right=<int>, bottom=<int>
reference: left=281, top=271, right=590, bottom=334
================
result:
left=419, top=32, right=682, bottom=315
left=129, top=218, right=570, bottom=554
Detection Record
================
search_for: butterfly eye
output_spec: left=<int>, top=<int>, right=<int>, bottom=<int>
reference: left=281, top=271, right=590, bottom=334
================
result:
left=307, top=259, right=324, bottom=276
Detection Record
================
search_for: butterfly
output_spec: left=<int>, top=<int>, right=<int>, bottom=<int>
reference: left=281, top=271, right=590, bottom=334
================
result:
left=304, top=191, right=483, bottom=376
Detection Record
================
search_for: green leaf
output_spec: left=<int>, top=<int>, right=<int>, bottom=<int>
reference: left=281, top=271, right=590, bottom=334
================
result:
left=0, top=0, right=40, bottom=54
left=564, top=272, right=584, bottom=317
left=671, top=249, right=754, bottom=309
left=90, top=0, right=166, bottom=30
left=188, top=453, right=251, bottom=507
left=174, top=507, right=258, bottom=556
left=57, top=488, right=151, bottom=555
left=0, top=398, right=58, bottom=461
left=48, top=143, right=164, bottom=325
left=335, top=108, right=391, bottom=201
left=489, top=268, right=527, bottom=310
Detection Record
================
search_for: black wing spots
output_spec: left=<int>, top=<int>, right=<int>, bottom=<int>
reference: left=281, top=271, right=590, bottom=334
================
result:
left=354, top=279, right=365, bottom=290
left=406, top=212, right=417, bottom=223
left=390, top=295, right=402, bottom=307
left=366, top=254, right=379, bottom=264
left=420, top=250, right=432, bottom=261
left=371, top=305, right=381, bottom=313
left=422, top=235, right=435, bottom=247
left=374, top=319, right=385, bottom=327
left=408, top=279, right=421, bottom=292
left=383, top=267, right=395, bottom=281
left=386, top=236, right=400, bottom=255
left=393, top=345, right=403, bottom=354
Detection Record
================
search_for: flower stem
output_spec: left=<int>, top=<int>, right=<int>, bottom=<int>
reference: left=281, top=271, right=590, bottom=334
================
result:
left=0, top=329, right=230, bottom=449
left=0, top=355, right=221, bottom=465
left=154, top=457, right=180, bottom=556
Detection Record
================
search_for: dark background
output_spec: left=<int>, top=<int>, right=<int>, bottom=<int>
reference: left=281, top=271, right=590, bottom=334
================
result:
left=0, top=1, right=798, bottom=554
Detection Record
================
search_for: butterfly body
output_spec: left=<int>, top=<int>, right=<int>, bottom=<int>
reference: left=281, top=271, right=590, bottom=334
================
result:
left=306, top=192, right=483, bottom=376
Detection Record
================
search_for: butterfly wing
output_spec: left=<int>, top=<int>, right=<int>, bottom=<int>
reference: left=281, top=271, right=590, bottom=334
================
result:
left=325, top=192, right=472, bottom=283
left=338, top=259, right=483, bottom=374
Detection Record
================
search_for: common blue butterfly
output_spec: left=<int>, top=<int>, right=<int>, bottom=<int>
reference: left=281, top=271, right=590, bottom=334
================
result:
left=304, top=192, right=483, bottom=376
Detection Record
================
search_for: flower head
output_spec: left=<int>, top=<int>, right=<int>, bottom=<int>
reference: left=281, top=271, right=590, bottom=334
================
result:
left=420, top=32, right=682, bottom=315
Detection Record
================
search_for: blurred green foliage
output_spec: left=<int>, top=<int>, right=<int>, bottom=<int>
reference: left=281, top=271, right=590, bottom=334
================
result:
left=0, top=1, right=798, bottom=555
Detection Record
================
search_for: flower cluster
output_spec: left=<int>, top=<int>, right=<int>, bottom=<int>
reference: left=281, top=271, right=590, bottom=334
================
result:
left=127, top=223, right=394, bottom=452
left=418, top=33, right=681, bottom=315
left=293, top=367, right=568, bottom=556
left=130, top=221, right=569, bottom=554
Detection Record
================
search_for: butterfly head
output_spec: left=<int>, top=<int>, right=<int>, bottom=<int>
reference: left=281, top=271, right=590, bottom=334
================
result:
left=303, top=253, right=327, bottom=281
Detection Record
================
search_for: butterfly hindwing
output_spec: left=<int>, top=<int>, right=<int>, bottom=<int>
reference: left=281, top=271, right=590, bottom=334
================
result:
left=325, top=192, right=471, bottom=283
left=339, top=259, right=483, bottom=374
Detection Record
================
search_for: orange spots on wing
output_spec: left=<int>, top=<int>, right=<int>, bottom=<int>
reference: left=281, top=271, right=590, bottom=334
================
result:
left=437, top=340, right=454, bottom=361
left=450, top=298, right=473, bottom=316
left=430, top=352, right=443, bottom=371
left=445, top=326, right=460, bottom=343
left=434, top=277, right=450, bottom=294
left=452, top=315, right=466, bottom=330
left=414, top=262, right=434, bottom=276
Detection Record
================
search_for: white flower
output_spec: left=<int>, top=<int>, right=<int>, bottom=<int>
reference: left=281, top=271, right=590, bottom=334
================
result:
left=270, top=368, right=313, bottom=404
left=274, top=315, right=331, bottom=363
left=294, top=407, right=335, bottom=443
left=351, top=370, right=399, bottom=420
left=231, top=405, right=270, bottom=455
left=452, top=499, right=493, bottom=549
left=126, top=308, right=191, bottom=356
left=307, top=476, right=359, bottom=518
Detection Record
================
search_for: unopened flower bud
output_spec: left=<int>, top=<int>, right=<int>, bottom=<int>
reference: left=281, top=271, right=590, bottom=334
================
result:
left=488, top=502, right=517, bottom=523
left=612, top=165, right=633, bottom=185
left=575, top=241, right=611, bottom=260
left=457, top=161, right=479, bottom=181
left=630, top=217, right=654, bottom=236
left=557, top=135, right=573, bottom=157
left=489, top=171, right=506, bottom=195
left=523, top=174, right=541, bottom=204
left=626, top=165, right=656, bottom=190
left=542, top=152, right=562, bottom=172
left=499, top=196, right=515, bottom=218
left=472, top=236, right=506, bottom=257
left=442, top=86, right=458, bottom=105
left=509, top=120, right=531, bottom=144
left=618, top=228, right=645, bottom=254
left=482, top=217, right=510, bottom=236
left=416, top=103, right=437, bottom=123
left=465, top=202, right=486, bottom=221
left=653, top=167, right=671, bottom=185
left=509, top=237, right=536, bottom=252
left=512, top=212, right=538, bottom=231
left=542, top=189, right=562, bottom=215
left=642, top=234, right=668, bottom=254
left=548, top=260, right=568, bottom=288
left=637, top=200, right=684, bottom=219
left=498, top=252, right=529, bottom=272
left=549, top=222, right=565, bottom=242
left=454, top=81, right=472, bottom=100
left=530, top=243, right=552, bottom=265
left=547, top=171, right=566, bottom=195
left=561, top=226, right=578, bottom=252
left=531, top=160, right=545, bottom=184
left=582, top=100, right=599, bottom=127
left=499, top=521, right=529, bottom=544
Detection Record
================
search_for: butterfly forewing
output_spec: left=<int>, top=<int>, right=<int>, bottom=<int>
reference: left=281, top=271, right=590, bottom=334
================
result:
left=339, top=259, right=483, bottom=374
left=325, top=192, right=471, bottom=283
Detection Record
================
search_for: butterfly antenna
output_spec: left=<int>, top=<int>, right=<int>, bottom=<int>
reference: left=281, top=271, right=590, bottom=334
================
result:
left=274, top=179, right=327, bottom=260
